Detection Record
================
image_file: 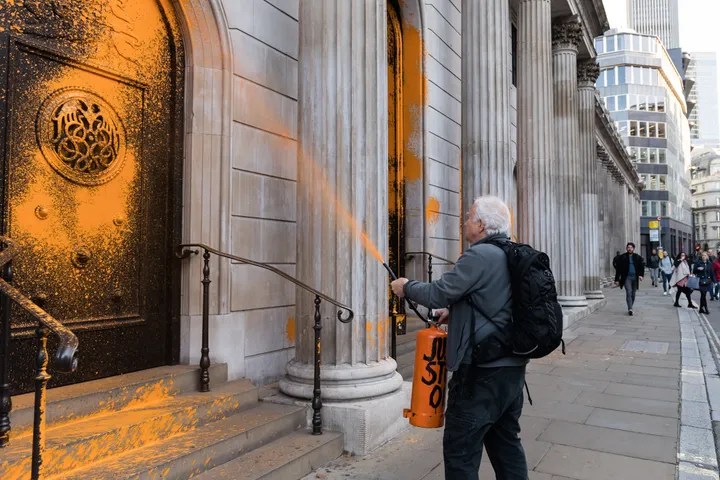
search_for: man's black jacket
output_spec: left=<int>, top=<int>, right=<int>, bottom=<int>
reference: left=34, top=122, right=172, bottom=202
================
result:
left=614, top=253, right=645, bottom=289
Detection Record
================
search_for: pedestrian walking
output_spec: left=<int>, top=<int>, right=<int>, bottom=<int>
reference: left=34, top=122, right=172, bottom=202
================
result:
left=647, top=249, right=659, bottom=287
left=659, top=250, right=674, bottom=296
left=390, top=196, right=528, bottom=480
left=614, top=242, right=644, bottom=316
left=670, top=253, right=696, bottom=309
left=693, top=252, right=716, bottom=314
left=712, top=256, right=720, bottom=301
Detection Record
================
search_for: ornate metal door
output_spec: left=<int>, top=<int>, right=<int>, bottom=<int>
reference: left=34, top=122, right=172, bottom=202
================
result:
left=0, top=1, right=183, bottom=392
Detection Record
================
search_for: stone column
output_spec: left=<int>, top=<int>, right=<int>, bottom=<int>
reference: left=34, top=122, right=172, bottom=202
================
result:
left=552, top=19, right=587, bottom=307
left=578, top=61, right=603, bottom=299
left=462, top=0, right=513, bottom=215
left=280, top=1, right=405, bottom=454
left=517, top=0, right=556, bottom=266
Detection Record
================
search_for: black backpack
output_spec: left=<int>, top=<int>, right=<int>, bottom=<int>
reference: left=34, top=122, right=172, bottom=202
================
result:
left=478, top=239, right=565, bottom=359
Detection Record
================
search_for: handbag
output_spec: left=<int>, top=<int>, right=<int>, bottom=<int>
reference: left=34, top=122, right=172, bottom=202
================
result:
left=687, top=276, right=700, bottom=290
left=677, top=277, right=689, bottom=288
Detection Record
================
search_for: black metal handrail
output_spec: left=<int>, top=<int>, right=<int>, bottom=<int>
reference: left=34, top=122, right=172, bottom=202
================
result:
left=0, top=236, right=79, bottom=480
left=176, top=243, right=354, bottom=435
left=404, top=251, right=456, bottom=283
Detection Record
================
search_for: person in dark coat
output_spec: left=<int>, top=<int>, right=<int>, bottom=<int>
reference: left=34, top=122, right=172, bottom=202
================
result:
left=693, top=252, right=716, bottom=314
left=647, top=249, right=659, bottom=287
left=614, top=242, right=644, bottom=316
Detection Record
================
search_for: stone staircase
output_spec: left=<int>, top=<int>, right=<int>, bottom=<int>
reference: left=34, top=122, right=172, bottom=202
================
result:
left=0, top=365, right=343, bottom=479
left=394, top=315, right=428, bottom=380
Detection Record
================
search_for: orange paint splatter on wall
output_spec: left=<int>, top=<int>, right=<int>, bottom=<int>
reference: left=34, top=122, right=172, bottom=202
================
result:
left=426, top=197, right=441, bottom=225
left=401, top=22, right=426, bottom=182
left=286, top=316, right=296, bottom=345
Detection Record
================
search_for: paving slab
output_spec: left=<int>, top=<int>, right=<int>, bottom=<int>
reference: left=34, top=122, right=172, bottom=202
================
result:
left=539, top=420, right=676, bottom=463
left=585, top=408, right=678, bottom=437
left=535, top=444, right=676, bottom=480
left=574, top=391, right=679, bottom=418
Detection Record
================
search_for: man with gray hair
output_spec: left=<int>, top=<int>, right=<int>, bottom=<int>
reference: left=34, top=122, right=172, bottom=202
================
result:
left=391, top=196, right=528, bottom=480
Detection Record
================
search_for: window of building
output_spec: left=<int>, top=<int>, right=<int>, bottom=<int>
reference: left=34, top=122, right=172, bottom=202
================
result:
left=659, top=150, right=667, bottom=163
left=658, top=123, right=666, bottom=138
left=642, top=201, right=648, bottom=216
left=607, top=35, right=616, bottom=52
left=648, top=149, right=656, bottom=163
left=649, top=175, right=658, bottom=189
left=661, top=201, right=668, bottom=217
left=629, top=120, right=638, bottom=136
left=716, top=211, right=720, bottom=221
left=607, top=96, right=616, bottom=111
left=607, top=68, right=616, bottom=86
left=659, top=176, right=667, bottom=190
left=595, top=37, right=604, bottom=54
left=617, top=121, right=628, bottom=136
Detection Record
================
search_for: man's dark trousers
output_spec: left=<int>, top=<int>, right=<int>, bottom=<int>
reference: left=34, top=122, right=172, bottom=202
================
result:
left=624, top=275, right=637, bottom=310
left=443, top=365, right=528, bottom=480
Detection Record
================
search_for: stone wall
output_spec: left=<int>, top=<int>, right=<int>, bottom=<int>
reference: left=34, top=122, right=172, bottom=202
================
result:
left=424, top=0, right=462, bottom=276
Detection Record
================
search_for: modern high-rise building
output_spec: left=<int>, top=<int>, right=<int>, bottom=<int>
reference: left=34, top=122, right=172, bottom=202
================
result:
left=687, top=52, right=720, bottom=147
left=596, top=28, right=693, bottom=256
left=627, top=0, right=680, bottom=49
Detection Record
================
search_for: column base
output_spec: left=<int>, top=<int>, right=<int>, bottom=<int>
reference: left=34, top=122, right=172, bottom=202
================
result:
left=584, top=290, right=605, bottom=300
left=558, top=295, right=589, bottom=307
left=266, top=382, right=412, bottom=455
left=279, top=358, right=403, bottom=401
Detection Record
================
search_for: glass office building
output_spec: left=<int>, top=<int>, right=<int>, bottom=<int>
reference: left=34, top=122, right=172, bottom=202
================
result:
left=596, top=29, right=693, bottom=257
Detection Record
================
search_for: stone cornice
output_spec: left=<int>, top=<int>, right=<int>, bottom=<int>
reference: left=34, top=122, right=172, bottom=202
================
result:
left=552, top=20, right=583, bottom=50
left=594, top=94, right=641, bottom=193
left=578, top=60, right=600, bottom=86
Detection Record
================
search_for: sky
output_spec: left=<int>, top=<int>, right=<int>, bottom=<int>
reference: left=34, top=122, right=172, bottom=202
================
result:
left=603, top=0, right=720, bottom=53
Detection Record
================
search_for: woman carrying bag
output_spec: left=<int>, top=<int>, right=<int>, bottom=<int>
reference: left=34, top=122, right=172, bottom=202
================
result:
left=693, top=252, right=716, bottom=314
left=670, top=252, right=696, bottom=309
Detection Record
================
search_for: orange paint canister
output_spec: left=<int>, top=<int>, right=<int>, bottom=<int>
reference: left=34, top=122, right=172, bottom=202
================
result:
left=403, top=324, right=448, bottom=428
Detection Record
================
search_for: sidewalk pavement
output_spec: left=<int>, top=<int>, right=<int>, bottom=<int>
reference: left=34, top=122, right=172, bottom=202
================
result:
left=303, top=284, right=720, bottom=480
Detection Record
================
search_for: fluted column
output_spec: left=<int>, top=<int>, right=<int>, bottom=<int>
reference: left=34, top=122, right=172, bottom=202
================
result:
left=462, top=0, right=513, bottom=216
left=552, top=20, right=587, bottom=307
left=578, top=61, right=603, bottom=299
left=517, top=0, right=556, bottom=267
left=280, top=0, right=403, bottom=401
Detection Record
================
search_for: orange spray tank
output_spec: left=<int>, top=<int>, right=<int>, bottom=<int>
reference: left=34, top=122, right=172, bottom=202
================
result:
left=382, top=262, right=448, bottom=428
left=403, top=323, right=448, bottom=428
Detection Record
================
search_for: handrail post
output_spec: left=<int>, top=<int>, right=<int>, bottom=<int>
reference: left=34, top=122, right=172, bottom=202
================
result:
left=428, top=254, right=433, bottom=282
left=312, top=295, right=322, bottom=435
left=31, top=326, right=50, bottom=480
left=0, top=261, right=12, bottom=447
left=200, top=249, right=211, bottom=392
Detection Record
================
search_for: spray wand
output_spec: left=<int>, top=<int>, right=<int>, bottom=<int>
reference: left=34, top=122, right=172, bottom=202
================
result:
left=382, top=262, right=434, bottom=325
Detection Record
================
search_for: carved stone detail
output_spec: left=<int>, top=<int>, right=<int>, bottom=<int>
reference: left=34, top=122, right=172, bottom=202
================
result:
left=552, top=20, right=583, bottom=50
left=37, top=89, right=126, bottom=186
left=578, top=60, right=601, bottom=86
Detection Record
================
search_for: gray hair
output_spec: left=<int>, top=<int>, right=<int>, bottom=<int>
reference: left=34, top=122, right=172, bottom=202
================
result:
left=471, top=196, right=511, bottom=236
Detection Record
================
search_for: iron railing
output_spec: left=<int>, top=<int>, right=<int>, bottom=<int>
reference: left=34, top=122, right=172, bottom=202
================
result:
left=0, top=236, right=79, bottom=480
left=404, top=251, right=456, bottom=283
left=176, top=243, right=353, bottom=435
left=388, top=252, right=456, bottom=359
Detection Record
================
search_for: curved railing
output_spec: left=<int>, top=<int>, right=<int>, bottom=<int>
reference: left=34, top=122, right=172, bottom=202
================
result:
left=176, top=243, right=354, bottom=435
left=404, top=251, right=456, bottom=282
left=0, top=236, right=79, bottom=479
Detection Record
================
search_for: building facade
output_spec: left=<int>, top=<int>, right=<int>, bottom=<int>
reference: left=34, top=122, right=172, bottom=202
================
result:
left=687, top=52, right=720, bottom=147
left=627, top=0, right=680, bottom=50
left=595, top=29, right=692, bottom=258
left=0, top=0, right=641, bottom=454
left=691, top=148, right=720, bottom=251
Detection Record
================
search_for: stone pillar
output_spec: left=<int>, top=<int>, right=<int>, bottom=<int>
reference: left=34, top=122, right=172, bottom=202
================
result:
left=279, top=0, right=407, bottom=455
left=517, top=0, right=556, bottom=266
left=462, top=0, right=513, bottom=215
left=552, top=19, right=587, bottom=307
left=578, top=61, right=603, bottom=299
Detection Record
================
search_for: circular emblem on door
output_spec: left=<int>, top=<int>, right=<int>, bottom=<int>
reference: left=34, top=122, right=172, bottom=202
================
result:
left=37, top=88, right=126, bottom=186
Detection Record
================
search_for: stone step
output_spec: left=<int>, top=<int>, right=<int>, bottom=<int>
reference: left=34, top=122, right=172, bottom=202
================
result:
left=52, top=403, right=308, bottom=480
left=0, top=378, right=256, bottom=480
left=193, top=429, right=343, bottom=480
left=10, top=364, right=228, bottom=434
